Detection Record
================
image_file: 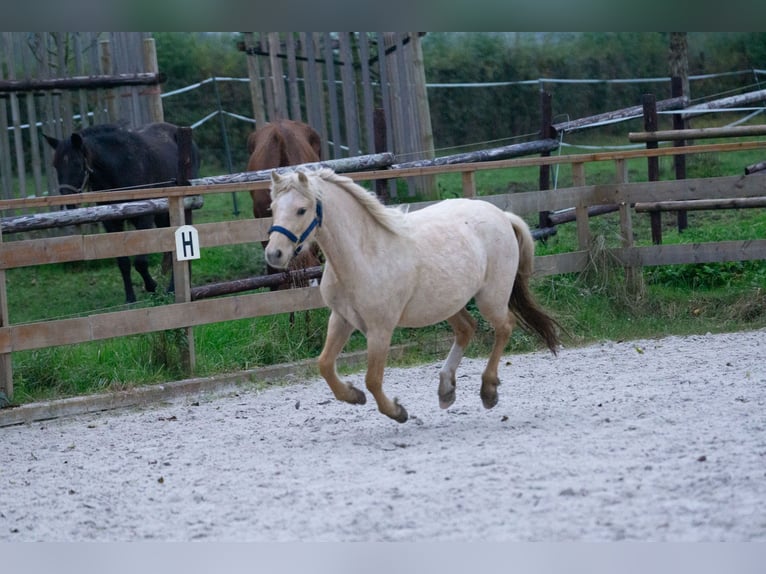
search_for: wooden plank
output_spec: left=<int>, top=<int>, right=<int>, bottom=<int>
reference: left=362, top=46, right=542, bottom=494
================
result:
left=323, top=33, right=343, bottom=159
left=601, top=174, right=766, bottom=205
left=357, top=33, right=377, bottom=154
left=0, top=287, right=326, bottom=353
left=0, top=219, right=269, bottom=269
left=302, top=33, right=329, bottom=160
left=259, top=33, right=276, bottom=120
left=338, top=32, right=360, bottom=156
left=243, top=32, right=266, bottom=127
left=10, top=317, right=92, bottom=352
left=267, top=32, right=286, bottom=119
left=533, top=251, right=589, bottom=277
left=615, top=239, right=766, bottom=267
left=0, top=43, right=12, bottom=202
left=0, top=235, right=84, bottom=269
left=284, top=33, right=302, bottom=121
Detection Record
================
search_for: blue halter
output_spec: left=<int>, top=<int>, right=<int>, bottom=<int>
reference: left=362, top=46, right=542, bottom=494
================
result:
left=268, top=200, right=323, bottom=256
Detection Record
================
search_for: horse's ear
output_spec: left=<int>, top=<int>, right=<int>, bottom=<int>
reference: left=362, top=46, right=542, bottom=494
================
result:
left=298, top=170, right=309, bottom=185
left=71, top=133, right=84, bottom=150
left=271, top=170, right=281, bottom=184
left=43, top=134, right=59, bottom=149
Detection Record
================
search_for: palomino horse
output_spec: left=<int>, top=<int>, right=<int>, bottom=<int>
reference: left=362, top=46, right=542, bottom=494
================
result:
left=247, top=119, right=323, bottom=282
left=44, top=122, right=200, bottom=303
left=265, top=168, right=561, bottom=423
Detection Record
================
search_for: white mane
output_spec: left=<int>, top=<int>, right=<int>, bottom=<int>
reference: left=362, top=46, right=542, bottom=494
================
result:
left=272, top=168, right=409, bottom=236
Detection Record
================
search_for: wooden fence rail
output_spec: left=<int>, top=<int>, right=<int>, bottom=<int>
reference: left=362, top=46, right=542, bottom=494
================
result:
left=1, top=139, right=766, bottom=399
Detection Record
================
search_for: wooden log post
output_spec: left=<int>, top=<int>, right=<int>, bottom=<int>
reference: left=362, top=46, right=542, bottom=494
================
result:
left=0, top=223, right=12, bottom=402
left=643, top=93, right=662, bottom=244
left=539, top=90, right=554, bottom=229
left=373, top=108, right=390, bottom=203
left=142, top=38, right=165, bottom=124
left=745, top=161, right=766, bottom=175
left=390, top=140, right=558, bottom=170
left=170, top=127, right=196, bottom=374
left=671, top=77, right=688, bottom=233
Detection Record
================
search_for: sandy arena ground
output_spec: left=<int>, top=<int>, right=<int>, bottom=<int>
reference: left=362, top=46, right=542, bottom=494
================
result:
left=1, top=328, right=764, bottom=541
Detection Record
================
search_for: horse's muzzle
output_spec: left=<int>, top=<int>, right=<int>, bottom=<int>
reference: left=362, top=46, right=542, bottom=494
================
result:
left=264, top=242, right=290, bottom=270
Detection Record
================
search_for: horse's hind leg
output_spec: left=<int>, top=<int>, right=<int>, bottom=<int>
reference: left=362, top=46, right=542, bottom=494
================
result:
left=438, top=308, right=477, bottom=409
left=480, top=307, right=515, bottom=409
left=318, top=311, right=367, bottom=406
left=133, top=254, right=158, bottom=294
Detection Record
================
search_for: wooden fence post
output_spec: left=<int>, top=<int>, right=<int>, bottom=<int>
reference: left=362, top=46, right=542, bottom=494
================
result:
left=373, top=108, right=392, bottom=203
left=170, top=127, right=196, bottom=374
left=671, top=76, right=688, bottom=232
left=538, top=90, right=554, bottom=229
left=643, top=93, right=662, bottom=244
left=0, top=223, right=12, bottom=401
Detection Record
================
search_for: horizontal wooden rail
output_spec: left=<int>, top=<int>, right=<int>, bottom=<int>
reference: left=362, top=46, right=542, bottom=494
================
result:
left=629, top=124, right=766, bottom=142
left=0, top=196, right=204, bottom=234
left=635, top=197, right=766, bottom=212
left=2, top=140, right=766, bottom=213
left=0, top=287, right=325, bottom=354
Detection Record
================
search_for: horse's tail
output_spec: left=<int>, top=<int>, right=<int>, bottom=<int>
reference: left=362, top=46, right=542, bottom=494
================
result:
left=506, top=212, right=561, bottom=355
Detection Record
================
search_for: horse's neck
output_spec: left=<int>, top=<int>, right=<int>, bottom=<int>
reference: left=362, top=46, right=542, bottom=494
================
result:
left=316, top=184, right=389, bottom=269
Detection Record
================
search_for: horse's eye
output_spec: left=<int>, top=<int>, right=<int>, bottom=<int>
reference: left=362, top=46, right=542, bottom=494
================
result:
left=297, top=207, right=307, bottom=216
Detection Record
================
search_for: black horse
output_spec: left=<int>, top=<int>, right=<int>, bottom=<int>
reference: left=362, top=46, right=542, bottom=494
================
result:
left=44, top=122, right=200, bottom=303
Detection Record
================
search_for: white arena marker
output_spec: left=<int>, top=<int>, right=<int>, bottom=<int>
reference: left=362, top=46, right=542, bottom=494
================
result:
left=175, top=225, right=200, bottom=261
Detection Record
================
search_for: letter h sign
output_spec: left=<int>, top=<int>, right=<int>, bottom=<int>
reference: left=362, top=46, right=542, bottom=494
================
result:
left=174, top=225, right=201, bottom=261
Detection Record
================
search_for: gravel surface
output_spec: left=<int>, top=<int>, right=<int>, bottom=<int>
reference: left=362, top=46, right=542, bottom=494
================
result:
left=1, top=328, right=765, bottom=541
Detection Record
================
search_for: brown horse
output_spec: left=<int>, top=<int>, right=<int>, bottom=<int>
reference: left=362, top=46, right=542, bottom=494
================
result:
left=247, top=120, right=323, bottom=283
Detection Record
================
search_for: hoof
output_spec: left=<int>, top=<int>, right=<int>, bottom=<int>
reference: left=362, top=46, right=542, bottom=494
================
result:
left=438, top=372, right=456, bottom=409
left=480, top=387, right=498, bottom=409
left=389, top=398, right=408, bottom=423
left=348, top=384, right=367, bottom=405
left=438, top=388, right=455, bottom=409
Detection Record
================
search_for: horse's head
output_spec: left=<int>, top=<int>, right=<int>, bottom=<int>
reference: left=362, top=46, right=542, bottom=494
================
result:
left=264, top=170, right=322, bottom=270
left=44, top=132, right=93, bottom=208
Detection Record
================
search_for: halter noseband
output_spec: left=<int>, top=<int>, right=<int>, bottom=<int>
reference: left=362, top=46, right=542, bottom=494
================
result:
left=268, top=200, right=323, bottom=256
left=58, top=155, right=94, bottom=194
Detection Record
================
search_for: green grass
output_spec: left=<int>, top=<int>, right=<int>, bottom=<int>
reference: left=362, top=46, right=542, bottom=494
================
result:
left=4, top=137, right=766, bottom=405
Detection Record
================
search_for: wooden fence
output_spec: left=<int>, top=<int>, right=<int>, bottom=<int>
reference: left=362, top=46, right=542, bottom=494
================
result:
left=241, top=32, right=433, bottom=197
left=0, top=32, right=162, bottom=203
left=1, top=139, right=766, bottom=399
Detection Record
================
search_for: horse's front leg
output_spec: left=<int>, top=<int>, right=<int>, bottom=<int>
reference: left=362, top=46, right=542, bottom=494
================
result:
left=115, top=255, right=137, bottom=304
left=438, top=308, right=477, bottom=409
left=318, top=311, right=366, bottom=405
left=365, top=330, right=407, bottom=423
